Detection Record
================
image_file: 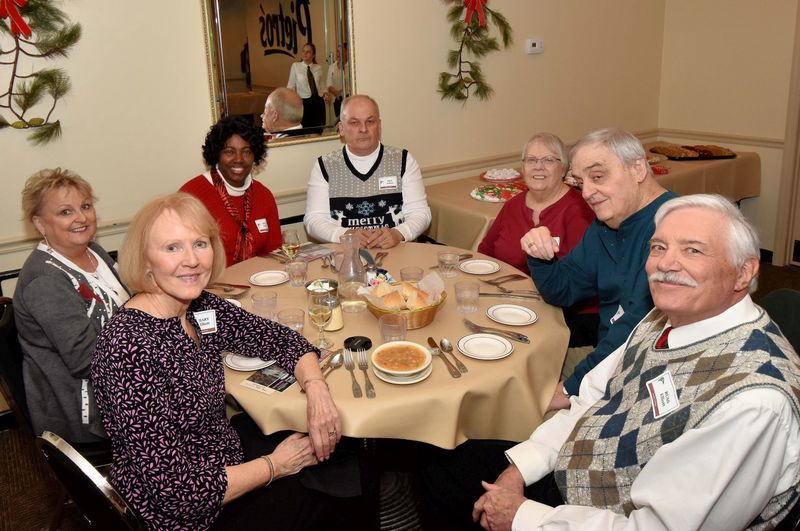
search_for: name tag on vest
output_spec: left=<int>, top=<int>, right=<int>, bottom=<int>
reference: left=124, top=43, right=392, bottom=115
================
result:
left=378, top=176, right=398, bottom=191
left=255, top=218, right=269, bottom=233
left=646, top=369, right=679, bottom=419
left=193, top=310, right=218, bottom=335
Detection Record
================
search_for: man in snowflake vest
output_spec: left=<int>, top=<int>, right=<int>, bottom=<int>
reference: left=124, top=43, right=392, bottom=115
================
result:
left=303, top=94, right=431, bottom=249
left=471, top=194, right=800, bottom=530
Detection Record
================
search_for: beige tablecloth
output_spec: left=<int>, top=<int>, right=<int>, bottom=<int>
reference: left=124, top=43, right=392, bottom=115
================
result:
left=424, top=145, right=761, bottom=250
left=221, top=243, right=569, bottom=449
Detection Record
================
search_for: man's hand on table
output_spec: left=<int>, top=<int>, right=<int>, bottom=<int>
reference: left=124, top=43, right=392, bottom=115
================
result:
left=473, top=465, right=527, bottom=531
left=364, top=227, right=403, bottom=249
left=344, top=228, right=373, bottom=248
left=546, top=380, right=571, bottom=412
left=520, top=227, right=559, bottom=260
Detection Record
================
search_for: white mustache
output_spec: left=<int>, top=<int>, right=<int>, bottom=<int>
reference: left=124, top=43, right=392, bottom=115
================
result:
left=649, top=271, right=698, bottom=288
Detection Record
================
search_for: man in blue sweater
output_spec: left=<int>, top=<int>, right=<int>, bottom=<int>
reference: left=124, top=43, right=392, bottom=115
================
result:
left=520, top=128, right=675, bottom=411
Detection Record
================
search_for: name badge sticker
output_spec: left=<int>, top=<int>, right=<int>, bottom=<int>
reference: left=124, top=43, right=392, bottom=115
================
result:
left=255, top=218, right=269, bottom=233
left=646, top=370, right=679, bottom=419
left=193, top=310, right=218, bottom=335
left=610, top=304, right=625, bottom=325
left=378, top=176, right=398, bottom=191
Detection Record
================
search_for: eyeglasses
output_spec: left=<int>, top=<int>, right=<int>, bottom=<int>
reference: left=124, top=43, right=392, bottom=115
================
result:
left=522, top=156, right=561, bottom=167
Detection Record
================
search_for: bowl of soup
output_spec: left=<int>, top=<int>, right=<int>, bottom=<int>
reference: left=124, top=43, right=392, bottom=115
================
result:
left=371, top=341, right=431, bottom=376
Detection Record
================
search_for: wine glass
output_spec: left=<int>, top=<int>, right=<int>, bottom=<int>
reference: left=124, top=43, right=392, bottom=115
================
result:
left=281, top=229, right=300, bottom=260
left=308, top=289, right=334, bottom=348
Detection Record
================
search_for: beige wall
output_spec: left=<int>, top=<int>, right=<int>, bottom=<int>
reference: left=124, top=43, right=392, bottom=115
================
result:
left=1, top=0, right=796, bottom=282
left=659, top=0, right=798, bottom=250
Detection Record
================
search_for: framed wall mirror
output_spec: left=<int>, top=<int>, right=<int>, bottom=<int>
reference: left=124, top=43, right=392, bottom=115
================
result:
left=201, top=0, right=355, bottom=146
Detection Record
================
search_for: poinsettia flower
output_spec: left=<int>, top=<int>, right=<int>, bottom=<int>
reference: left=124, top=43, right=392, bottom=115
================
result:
left=77, top=282, right=103, bottom=304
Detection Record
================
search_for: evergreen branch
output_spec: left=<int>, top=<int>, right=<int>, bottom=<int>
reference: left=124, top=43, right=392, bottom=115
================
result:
left=446, top=4, right=465, bottom=23
left=486, top=8, right=513, bottom=48
left=29, top=120, right=62, bottom=145
left=33, top=23, right=82, bottom=58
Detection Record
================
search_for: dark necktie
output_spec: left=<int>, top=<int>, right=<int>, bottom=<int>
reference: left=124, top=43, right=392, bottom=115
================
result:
left=306, top=65, right=318, bottom=97
left=656, top=326, right=673, bottom=349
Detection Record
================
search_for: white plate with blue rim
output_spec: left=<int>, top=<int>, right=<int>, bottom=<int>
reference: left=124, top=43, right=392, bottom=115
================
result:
left=459, top=259, right=501, bottom=275
left=249, top=270, right=289, bottom=286
left=457, top=334, right=514, bottom=360
left=224, top=354, right=276, bottom=371
left=486, top=304, right=538, bottom=326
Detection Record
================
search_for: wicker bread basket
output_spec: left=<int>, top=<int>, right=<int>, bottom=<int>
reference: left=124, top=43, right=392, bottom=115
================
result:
left=365, top=284, right=447, bottom=330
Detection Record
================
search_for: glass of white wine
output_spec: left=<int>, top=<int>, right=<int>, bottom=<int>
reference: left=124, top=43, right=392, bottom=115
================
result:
left=308, top=289, right=334, bottom=348
left=281, top=229, right=300, bottom=260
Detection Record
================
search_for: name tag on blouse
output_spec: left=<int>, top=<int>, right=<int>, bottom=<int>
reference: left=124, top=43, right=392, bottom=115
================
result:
left=193, top=310, right=218, bottom=335
left=378, top=176, right=398, bottom=191
left=255, top=218, right=269, bottom=233
left=646, top=369, right=679, bottom=419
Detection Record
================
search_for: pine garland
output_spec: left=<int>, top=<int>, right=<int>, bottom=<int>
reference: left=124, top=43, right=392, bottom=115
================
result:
left=439, top=0, right=512, bottom=102
left=0, top=0, right=81, bottom=145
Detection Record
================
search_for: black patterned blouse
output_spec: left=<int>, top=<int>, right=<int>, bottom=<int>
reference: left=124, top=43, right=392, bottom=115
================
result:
left=91, top=291, right=319, bottom=530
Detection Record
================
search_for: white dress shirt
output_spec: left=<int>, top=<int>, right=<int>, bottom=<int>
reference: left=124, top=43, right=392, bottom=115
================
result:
left=506, top=295, right=800, bottom=530
left=304, top=144, right=432, bottom=243
left=287, top=61, right=323, bottom=99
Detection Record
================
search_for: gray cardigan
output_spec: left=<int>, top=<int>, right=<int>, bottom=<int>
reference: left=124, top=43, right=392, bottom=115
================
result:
left=13, top=242, right=127, bottom=443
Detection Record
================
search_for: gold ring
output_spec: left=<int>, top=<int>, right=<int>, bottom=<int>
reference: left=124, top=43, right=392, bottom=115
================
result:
left=328, top=431, right=336, bottom=437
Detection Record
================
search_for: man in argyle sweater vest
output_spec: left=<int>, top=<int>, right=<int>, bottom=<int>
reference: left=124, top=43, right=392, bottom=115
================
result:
left=473, top=194, right=800, bottom=530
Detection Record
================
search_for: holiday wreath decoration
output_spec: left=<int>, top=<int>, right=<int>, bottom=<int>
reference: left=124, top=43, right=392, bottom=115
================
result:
left=0, top=0, right=81, bottom=145
left=439, top=0, right=512, bottom=102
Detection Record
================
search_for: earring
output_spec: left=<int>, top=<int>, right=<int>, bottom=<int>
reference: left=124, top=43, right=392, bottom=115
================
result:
left=41, top=233, right=51, bottom=251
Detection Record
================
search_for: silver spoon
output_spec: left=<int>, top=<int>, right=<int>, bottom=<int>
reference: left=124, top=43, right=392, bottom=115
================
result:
left=323, top=352, right=343, bottom=378
left=439, top=338, right=468, bottom=373
left=303, top=353, right=343, bottom=394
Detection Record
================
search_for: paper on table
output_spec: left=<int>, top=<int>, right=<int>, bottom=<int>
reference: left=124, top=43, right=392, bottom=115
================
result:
left=240, top=364, right=296, bottom=394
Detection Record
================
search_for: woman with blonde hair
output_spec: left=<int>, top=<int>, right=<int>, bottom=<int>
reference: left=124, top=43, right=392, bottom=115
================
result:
left=92, top=193, right=359, bottom=530
left=14, top=167, right=129, bottom=444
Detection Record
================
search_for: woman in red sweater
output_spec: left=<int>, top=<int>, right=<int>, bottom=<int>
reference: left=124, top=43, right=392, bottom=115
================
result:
left=180, top=116, right=281, bottom=266
left=478, top=132, right=598, bottom=346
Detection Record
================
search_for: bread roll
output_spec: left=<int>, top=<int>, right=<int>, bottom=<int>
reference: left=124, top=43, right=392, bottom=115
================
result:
left=381, top=290, right=407, bottom=310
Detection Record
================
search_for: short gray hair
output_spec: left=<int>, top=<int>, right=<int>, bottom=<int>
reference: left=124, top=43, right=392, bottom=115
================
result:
left=521, top=132, right=567, bottom=165
left=340, top=94, right=380, bottom=120
left=570, top=128, right=653, bottom=178
left=270, top=88, right=303, bottom=123
left=654, top=193, right=760, bottom=292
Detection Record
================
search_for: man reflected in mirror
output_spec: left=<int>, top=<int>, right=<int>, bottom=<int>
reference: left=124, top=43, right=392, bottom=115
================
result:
left=261, top=88, right=306, bottom=141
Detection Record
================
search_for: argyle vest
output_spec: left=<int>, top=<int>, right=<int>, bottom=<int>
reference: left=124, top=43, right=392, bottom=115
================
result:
left=317, top=144, right=407, bottom=230
left=555, top=309, right=800, bottom=529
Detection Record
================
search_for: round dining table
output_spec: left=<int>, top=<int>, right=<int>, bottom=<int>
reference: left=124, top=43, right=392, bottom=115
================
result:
left=218, top=242, right=569, bottom=449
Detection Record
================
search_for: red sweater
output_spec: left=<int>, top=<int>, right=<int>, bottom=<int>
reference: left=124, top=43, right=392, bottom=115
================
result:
left=478, top=187, right=598, bottom=314
left=180, top=176, right=281, bottom=266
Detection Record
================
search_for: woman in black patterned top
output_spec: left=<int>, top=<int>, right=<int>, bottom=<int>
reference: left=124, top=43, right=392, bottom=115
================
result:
left=92, top=193, right=349, bottom=530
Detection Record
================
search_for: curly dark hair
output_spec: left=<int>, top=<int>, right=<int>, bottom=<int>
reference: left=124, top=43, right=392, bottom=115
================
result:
left=201, top=115, right=267, bottom=168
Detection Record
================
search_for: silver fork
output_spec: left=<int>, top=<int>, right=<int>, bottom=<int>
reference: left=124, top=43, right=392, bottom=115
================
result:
left=343, top=349, right=362, bottom=398
left=356, top=350, right=376, bottom=399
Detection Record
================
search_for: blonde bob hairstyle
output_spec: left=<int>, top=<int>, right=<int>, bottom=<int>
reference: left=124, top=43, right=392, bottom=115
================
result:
left=21, top=167, right=96, bottom=225
left=119, top=193, right=226, bottom=293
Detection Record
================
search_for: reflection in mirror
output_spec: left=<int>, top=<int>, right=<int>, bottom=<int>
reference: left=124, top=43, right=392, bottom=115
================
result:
left=202, top=0, right=354, bottom=146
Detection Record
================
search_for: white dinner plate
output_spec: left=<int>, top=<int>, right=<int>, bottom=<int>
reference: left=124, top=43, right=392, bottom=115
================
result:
left=224, top=354, right=276, bottom=371
left=249, top=270, right=289, bottom=286
left=457, top=334, right=514, bottom=360
left=486, top=304, right=538, bottom=326
left=372, top=364, right=432, bottom=385
left=459, top=259, right=501, bottom=275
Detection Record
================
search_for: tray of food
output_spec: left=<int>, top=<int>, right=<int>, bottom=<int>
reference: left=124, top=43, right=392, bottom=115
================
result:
left=649, top=144, right=736, bottom=160
left=480, top=168, right=521, bottom=182
left=470, top=181, right=527, bottom=202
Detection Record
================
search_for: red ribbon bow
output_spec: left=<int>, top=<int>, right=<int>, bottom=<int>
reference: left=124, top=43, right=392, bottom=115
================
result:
left=464, top=0, right=487, bottom=27
left=0, top=0, right=32, bottom=37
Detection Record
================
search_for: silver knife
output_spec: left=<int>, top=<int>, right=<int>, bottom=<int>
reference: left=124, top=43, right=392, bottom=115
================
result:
left=359, top=249, right=376, bottom=267
left=463, top=319, right=530, bottom=343
left=479, top=292, right=541, bottom=301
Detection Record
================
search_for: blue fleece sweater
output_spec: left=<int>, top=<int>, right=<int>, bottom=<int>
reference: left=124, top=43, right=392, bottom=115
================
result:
left=528, top=191, right=676, bottom=395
